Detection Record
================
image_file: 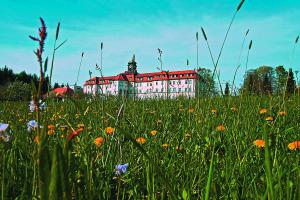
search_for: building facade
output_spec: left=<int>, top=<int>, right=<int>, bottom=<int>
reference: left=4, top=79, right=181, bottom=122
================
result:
left=83, top=56, right=201, bottom=99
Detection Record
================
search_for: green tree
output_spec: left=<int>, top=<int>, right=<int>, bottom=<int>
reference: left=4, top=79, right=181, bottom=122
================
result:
left=5, top=81, right=32, bottom=101
left=196, top=68, right=218, bottom=97
left=275, top=66, right=288, bottom=95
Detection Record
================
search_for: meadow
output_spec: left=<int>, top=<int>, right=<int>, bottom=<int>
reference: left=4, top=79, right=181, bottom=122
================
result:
left=0, top=96, right=299, bottom=199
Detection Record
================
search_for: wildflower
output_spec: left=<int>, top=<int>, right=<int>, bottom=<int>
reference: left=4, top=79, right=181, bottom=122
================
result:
left=105, top=127, right=115, bottom=135
left=67, top=128, right=84, bottom=141
left=253, top=139, right=265, bottom=148
left=27, top=120, right=42, bottom=132
left=211, top=109, right=217, bottom=115
left=48, top=129, right=55, bottom=135
left=94, top=137, right=104, bottom=147
left=115, top=163, right=129, bottom=175
left=231, top=106, right=238, bottom=112
left=0, top=123, right=9, bottom=132
left=29, top=100, right=37, bottom=112
left=188, top=108, right=194, bottom=113
left=39, top=101, right=47, bottom=111
left=136, top=137, right=146, bottom=144
left=259, top=108, right=268, bottom=114
left=150, top=130, right=157, bottom=136
left=162, top=143, right=169, bottom=149
left=288, top=141, right=300, bottom=150
left=278, top=111, right=287, bottom=116
left=216, top=124, right=225, bottom=131
left=48, top=124, right=55, bottom=130
left=265, top=116, right=273, bottom=121
left=0, top=133, right=12, bottom=143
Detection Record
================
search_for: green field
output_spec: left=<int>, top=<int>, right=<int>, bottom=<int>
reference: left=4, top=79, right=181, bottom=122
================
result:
left=0, top=96, right=299, bottom=199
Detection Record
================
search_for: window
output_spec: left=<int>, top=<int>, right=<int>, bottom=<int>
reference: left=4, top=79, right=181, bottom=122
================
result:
left=185, top=80, right=188, bottom=84
left=150, top=83, right=152, bottom=86
left=161, top=88, right=163, bottom=92
left=178, top=80, right=181, bottom=85
left=188, top=88, right=192, bottom=92
left=156, top=82, right=158, bottom=85
left=173, top=88, right=176, bottom=92
left=185, top=88, right=187, bottom=92
left=180, top=74, right=183, bottom=77
left=179, top=88, right=181, bottom=92
left=156, top=88, right=158, bottom=92
left=173, top=81, right=175, bottom=84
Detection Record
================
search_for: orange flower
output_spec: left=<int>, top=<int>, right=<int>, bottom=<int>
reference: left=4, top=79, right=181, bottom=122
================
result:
left=162, top=143, right=169, bottom=149
left=253, top=139, right=265, bottom=148
left=216, top=124, right=225, bottom=131
left=48, top=124, right=55, bottom=130
left=136, top=137, right=146, bottom=144
left=288, top=141, right=300, bottom=150
left=105, top=127, right=115, bottom=135
left=150, top=130, right=157, bottom=136
left=94, top=137, right=104, bottom=147
left=211, top=109, right=217, bottom=115
left=278, top=111, right=287, bottom=116
left=265, top=116, right=273, bottom=121
left=259, top=108, right=268, bottom=114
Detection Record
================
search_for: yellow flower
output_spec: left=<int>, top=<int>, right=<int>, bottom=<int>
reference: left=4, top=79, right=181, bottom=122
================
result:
left=278, top=111, right=287, bottom=116
left=253, top=139, right=265, bottom=148
left=48, top=129, right=55, bottom=135
left=188, top=108, right=194, bottom=113
left=288, top=141, right=300, bottom=150
left=94, top=137, right=104, bottom=147
left=259, top=108, right=268, bottom=114
left=265, top=116, right=273, bottom=121
left=105, top=127, right=115, bottom=135
left=216, top=124, right=225, bottom=131
left=231, top=106, right=238, bottom=112
left=162, top=143, right=169, bottom=149
left=211, top=109, right=217, bottom=115
left=150, top=130, right=157, bottom=136
left=136, top=137, right=146, bottom=144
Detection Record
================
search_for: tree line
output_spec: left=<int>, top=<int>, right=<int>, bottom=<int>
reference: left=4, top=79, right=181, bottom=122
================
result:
left=0, top=66, right=64, bottom=100
left=239, top=66, right=299, bottom=96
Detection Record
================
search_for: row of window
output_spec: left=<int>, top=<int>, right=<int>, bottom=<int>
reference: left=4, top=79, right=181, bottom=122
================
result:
left=136, top=73, right=194, bottom=81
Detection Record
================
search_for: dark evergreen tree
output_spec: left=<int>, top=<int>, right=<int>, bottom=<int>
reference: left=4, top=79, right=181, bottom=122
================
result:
left=224, top=82, right=230, bottom=96
left=286, top=68, right=296, bottom=95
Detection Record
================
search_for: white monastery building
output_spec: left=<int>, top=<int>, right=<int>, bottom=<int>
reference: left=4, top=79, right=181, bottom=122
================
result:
left=83, top=56, right=202, bottom=99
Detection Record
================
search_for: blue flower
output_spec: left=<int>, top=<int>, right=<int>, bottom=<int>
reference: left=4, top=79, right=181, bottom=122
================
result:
left=27, top=120, right=42, bottom=132
left=115, top=163, right=129, bottom=175
left=0, top=123, right=9, bottom=132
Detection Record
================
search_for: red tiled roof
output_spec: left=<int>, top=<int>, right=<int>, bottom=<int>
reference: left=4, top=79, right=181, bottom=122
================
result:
left=84, top=69, right=200, bottom=85
left=53, top=87, right=74, bottom=95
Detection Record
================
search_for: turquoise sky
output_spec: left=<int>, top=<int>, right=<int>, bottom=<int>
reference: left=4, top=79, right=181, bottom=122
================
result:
left=0, top=0, right=300, bottom=88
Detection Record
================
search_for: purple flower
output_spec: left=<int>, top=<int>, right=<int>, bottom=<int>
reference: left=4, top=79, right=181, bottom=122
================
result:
left=0, top=123, right=9, bottom=132
left=115, top=163, right=129, bottom=175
